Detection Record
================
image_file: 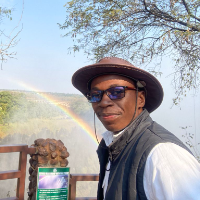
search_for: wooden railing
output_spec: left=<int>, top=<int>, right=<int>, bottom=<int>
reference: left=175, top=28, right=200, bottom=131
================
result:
left=0, top=145, right=99, bottom=200
left=0, top=145, right=36, bottom=200
left=70, top=174, right=99, bottom=200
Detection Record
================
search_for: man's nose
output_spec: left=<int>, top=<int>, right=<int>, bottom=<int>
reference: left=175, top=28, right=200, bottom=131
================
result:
left=98, top=92, right=113, bottom=107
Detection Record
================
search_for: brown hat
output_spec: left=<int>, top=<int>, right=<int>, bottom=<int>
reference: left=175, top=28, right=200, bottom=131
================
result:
left=72, top=57, right=163, bottom=113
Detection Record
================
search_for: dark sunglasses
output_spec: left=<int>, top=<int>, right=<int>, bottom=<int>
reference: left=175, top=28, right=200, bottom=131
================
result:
left=86, top=86, right=137, bottom=103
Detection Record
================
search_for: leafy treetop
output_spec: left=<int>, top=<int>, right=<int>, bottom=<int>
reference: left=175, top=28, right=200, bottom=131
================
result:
left=59, top=0, right=200, bottom=104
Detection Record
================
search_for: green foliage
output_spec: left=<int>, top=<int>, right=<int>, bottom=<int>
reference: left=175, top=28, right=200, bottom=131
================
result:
left=68, top=96, right=92, bottom=116
left=0, top=91, right=23, bottom=125
left=0, top=91, right=93, bottom=126
left=0, top=7, right=12, bottom=21
left=60, top=0, right=200, bottom=104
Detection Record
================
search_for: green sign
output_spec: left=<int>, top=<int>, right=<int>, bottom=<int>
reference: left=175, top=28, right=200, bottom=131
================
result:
left=36, top=167, right=70, bottom=200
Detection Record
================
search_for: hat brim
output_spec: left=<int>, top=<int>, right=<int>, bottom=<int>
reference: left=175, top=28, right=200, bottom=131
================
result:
left=72, top=62, right=163, bottom=113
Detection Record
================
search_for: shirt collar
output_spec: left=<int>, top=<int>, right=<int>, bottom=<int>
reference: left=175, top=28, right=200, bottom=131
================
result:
left=102, top=129, right=125, bottom=147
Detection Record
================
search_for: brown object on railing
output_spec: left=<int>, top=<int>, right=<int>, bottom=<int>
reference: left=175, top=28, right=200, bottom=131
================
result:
left=69, top=174, right=99, bottom=200
left=0, top=145, right=36, bottom=200
left=28, top=138, right=70, bottom=200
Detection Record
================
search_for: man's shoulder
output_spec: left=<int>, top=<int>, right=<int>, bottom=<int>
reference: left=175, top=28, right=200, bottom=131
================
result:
left=138, top=121, right=192, bottom=159
left=145, top=121, right=181, bottom=143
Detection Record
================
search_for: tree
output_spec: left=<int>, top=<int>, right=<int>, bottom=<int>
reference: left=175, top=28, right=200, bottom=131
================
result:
left=0, top=91, right=16, bottom=125
left=59, top=0, right=200, bottom=104
left=0, top=4, right=23, bottom=69
left=181, top=126, right=200, bottom=162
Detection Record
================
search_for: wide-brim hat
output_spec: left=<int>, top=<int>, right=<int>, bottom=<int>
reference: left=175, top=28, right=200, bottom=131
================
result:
left=72, top=57, right=163, bottom=113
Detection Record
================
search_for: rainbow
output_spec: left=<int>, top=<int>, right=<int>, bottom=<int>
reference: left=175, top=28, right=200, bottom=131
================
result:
left=5, top=79, right=99, bottom=146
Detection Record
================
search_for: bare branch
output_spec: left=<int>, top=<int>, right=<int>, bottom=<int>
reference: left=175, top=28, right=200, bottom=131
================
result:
left=182, top=0, right=200, bottom=22
left=0, top=0, right=24, bottom=69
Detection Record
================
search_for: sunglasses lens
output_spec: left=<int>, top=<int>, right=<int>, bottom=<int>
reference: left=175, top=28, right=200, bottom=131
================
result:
left=107, top=86, right=125, bottom=100
left=87, top=87, right=126, bottom=103
left=87, top=91, right=102, bottom=103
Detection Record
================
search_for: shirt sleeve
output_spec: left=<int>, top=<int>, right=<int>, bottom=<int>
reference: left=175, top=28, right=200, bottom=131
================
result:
left=143, top=143, right=200, bottom=200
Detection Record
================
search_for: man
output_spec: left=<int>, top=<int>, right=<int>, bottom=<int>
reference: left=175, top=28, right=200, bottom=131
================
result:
left=72, top=57, right=200, bottom=199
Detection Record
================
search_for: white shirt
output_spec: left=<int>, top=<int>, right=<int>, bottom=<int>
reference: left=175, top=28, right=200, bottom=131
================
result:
left=144, top=143, right=200, bottom=200
left=102, top=131, right=200, bottom=200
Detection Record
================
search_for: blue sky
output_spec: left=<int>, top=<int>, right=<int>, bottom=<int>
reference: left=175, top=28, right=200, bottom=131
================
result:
left=0, top=0, right=200, bottom=152
left=0, top=0, right=90, bottom=93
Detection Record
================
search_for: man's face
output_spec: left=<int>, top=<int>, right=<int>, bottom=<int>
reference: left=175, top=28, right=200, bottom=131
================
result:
left=90, top=75, right=145, bottom=133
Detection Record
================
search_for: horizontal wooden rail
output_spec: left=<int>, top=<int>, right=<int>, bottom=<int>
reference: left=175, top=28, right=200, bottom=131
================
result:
left=27, top=146, right=36, bottom=155
left=75, top=198, right=97, bottom=200
left=0, top=170, right=21, bottom=180
left=0, top=145, right=36, bottom=200
left=70, top=174, right=99, bottom=200
left=0, top=145, right=28, bottom=153
left=71, top=174, right=99, bottom=181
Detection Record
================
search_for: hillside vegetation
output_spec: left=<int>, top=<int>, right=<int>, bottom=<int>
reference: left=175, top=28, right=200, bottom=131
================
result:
left=0, top=90, right=95, bottom=137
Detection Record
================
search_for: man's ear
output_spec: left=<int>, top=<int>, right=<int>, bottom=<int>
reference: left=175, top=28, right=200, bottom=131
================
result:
left=138, top=91, right=145, bottom=108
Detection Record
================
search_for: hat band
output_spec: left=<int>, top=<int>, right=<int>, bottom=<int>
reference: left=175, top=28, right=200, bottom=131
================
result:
left=87, top=72, right=145, bottom=91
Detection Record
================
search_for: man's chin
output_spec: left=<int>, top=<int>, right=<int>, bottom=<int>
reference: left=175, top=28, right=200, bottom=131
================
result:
left=103, top=124, right=124, bottom=134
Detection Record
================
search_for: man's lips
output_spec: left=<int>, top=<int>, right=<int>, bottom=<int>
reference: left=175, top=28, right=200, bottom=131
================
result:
left=98, top=113, right=120, bottom=121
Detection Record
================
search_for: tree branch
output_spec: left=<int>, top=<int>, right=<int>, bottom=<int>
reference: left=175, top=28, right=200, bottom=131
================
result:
left=143, top=0, right=200, bottom=31
left=181, top=0, right=200, bottom=22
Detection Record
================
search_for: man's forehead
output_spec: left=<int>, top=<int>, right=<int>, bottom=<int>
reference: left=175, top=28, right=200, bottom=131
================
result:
left=91, top=74, right=135, bottom=86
